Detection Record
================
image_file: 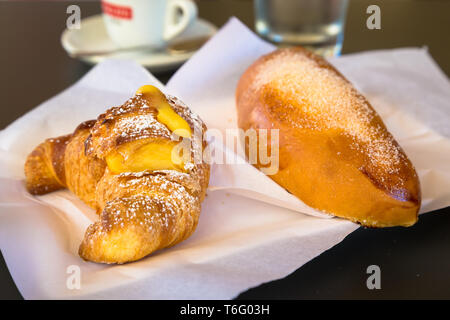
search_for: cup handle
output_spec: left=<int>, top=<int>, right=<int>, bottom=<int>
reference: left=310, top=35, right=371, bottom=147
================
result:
left=164, top=0, right=198, bottom=41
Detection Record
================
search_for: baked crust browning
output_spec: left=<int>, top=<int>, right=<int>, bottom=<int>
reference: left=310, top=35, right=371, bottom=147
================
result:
left=24, top=86, right=210, bottom=263
left=24, top=134, right=70, bottom=195
left=236, top=47, right=420, bottom=227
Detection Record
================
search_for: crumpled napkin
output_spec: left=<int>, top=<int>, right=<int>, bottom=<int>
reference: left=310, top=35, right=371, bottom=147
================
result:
left=0, top=17, right=449, bottom=299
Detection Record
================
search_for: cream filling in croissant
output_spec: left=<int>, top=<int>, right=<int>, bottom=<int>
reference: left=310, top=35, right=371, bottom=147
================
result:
left=136, top=85, right=192, bottom=138
left=106, top=139, right=186, bottom=174
left=106, top=85, right=192, bottom=174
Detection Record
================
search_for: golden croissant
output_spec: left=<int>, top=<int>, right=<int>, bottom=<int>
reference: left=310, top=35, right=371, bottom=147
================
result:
left=25, top=85, right=210, bottom=264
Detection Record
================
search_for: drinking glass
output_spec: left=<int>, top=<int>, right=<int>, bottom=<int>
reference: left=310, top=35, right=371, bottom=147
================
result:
left=254, top=0, right=349, bottom=57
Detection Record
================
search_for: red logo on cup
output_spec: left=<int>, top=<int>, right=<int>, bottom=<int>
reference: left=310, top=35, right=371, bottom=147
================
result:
left=102, top=1, right=133, bottom=20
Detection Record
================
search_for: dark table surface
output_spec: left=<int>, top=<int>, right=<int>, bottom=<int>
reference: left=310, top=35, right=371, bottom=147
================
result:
left=1, top=0, right=449, bottom=300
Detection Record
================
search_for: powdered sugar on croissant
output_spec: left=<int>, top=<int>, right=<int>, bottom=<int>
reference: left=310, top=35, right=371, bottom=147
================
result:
left=25, top=85, right=210, bottom=264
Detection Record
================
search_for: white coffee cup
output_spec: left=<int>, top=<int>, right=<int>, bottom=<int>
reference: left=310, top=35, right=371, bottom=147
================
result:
left=101, top=0, right=198, bottom=48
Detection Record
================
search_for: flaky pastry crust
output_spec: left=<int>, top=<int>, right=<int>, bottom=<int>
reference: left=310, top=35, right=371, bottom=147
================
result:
left=25, top=89, right=209, bottom=263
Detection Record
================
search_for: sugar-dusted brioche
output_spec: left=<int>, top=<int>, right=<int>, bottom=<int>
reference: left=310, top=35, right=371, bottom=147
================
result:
left=236, top=47, right=420, bottom=227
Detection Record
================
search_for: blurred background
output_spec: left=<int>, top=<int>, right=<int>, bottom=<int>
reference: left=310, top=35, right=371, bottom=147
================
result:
left=0, top=0, right=449, bottom=130
left=0, top=0, right=449, bottom=300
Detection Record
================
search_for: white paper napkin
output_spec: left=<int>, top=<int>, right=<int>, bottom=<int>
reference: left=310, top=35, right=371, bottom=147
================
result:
left=0, top=17, right=449, bottom=299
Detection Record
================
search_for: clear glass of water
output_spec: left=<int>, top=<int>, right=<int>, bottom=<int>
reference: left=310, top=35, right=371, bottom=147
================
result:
left=254, top=0, right=349, bottom=57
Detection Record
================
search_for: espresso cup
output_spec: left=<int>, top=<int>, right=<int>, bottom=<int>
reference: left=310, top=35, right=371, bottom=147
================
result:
left=101, top=0, right=198, bottom=48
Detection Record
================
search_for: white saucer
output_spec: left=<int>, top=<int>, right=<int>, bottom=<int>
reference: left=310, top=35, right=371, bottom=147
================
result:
left=61, top=14, right=217, bottom=72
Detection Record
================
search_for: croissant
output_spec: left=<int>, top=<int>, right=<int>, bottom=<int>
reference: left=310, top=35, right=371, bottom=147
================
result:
left=25, top=85, right=210, bottom=264
left=236, top=47, right=421, bottom=227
